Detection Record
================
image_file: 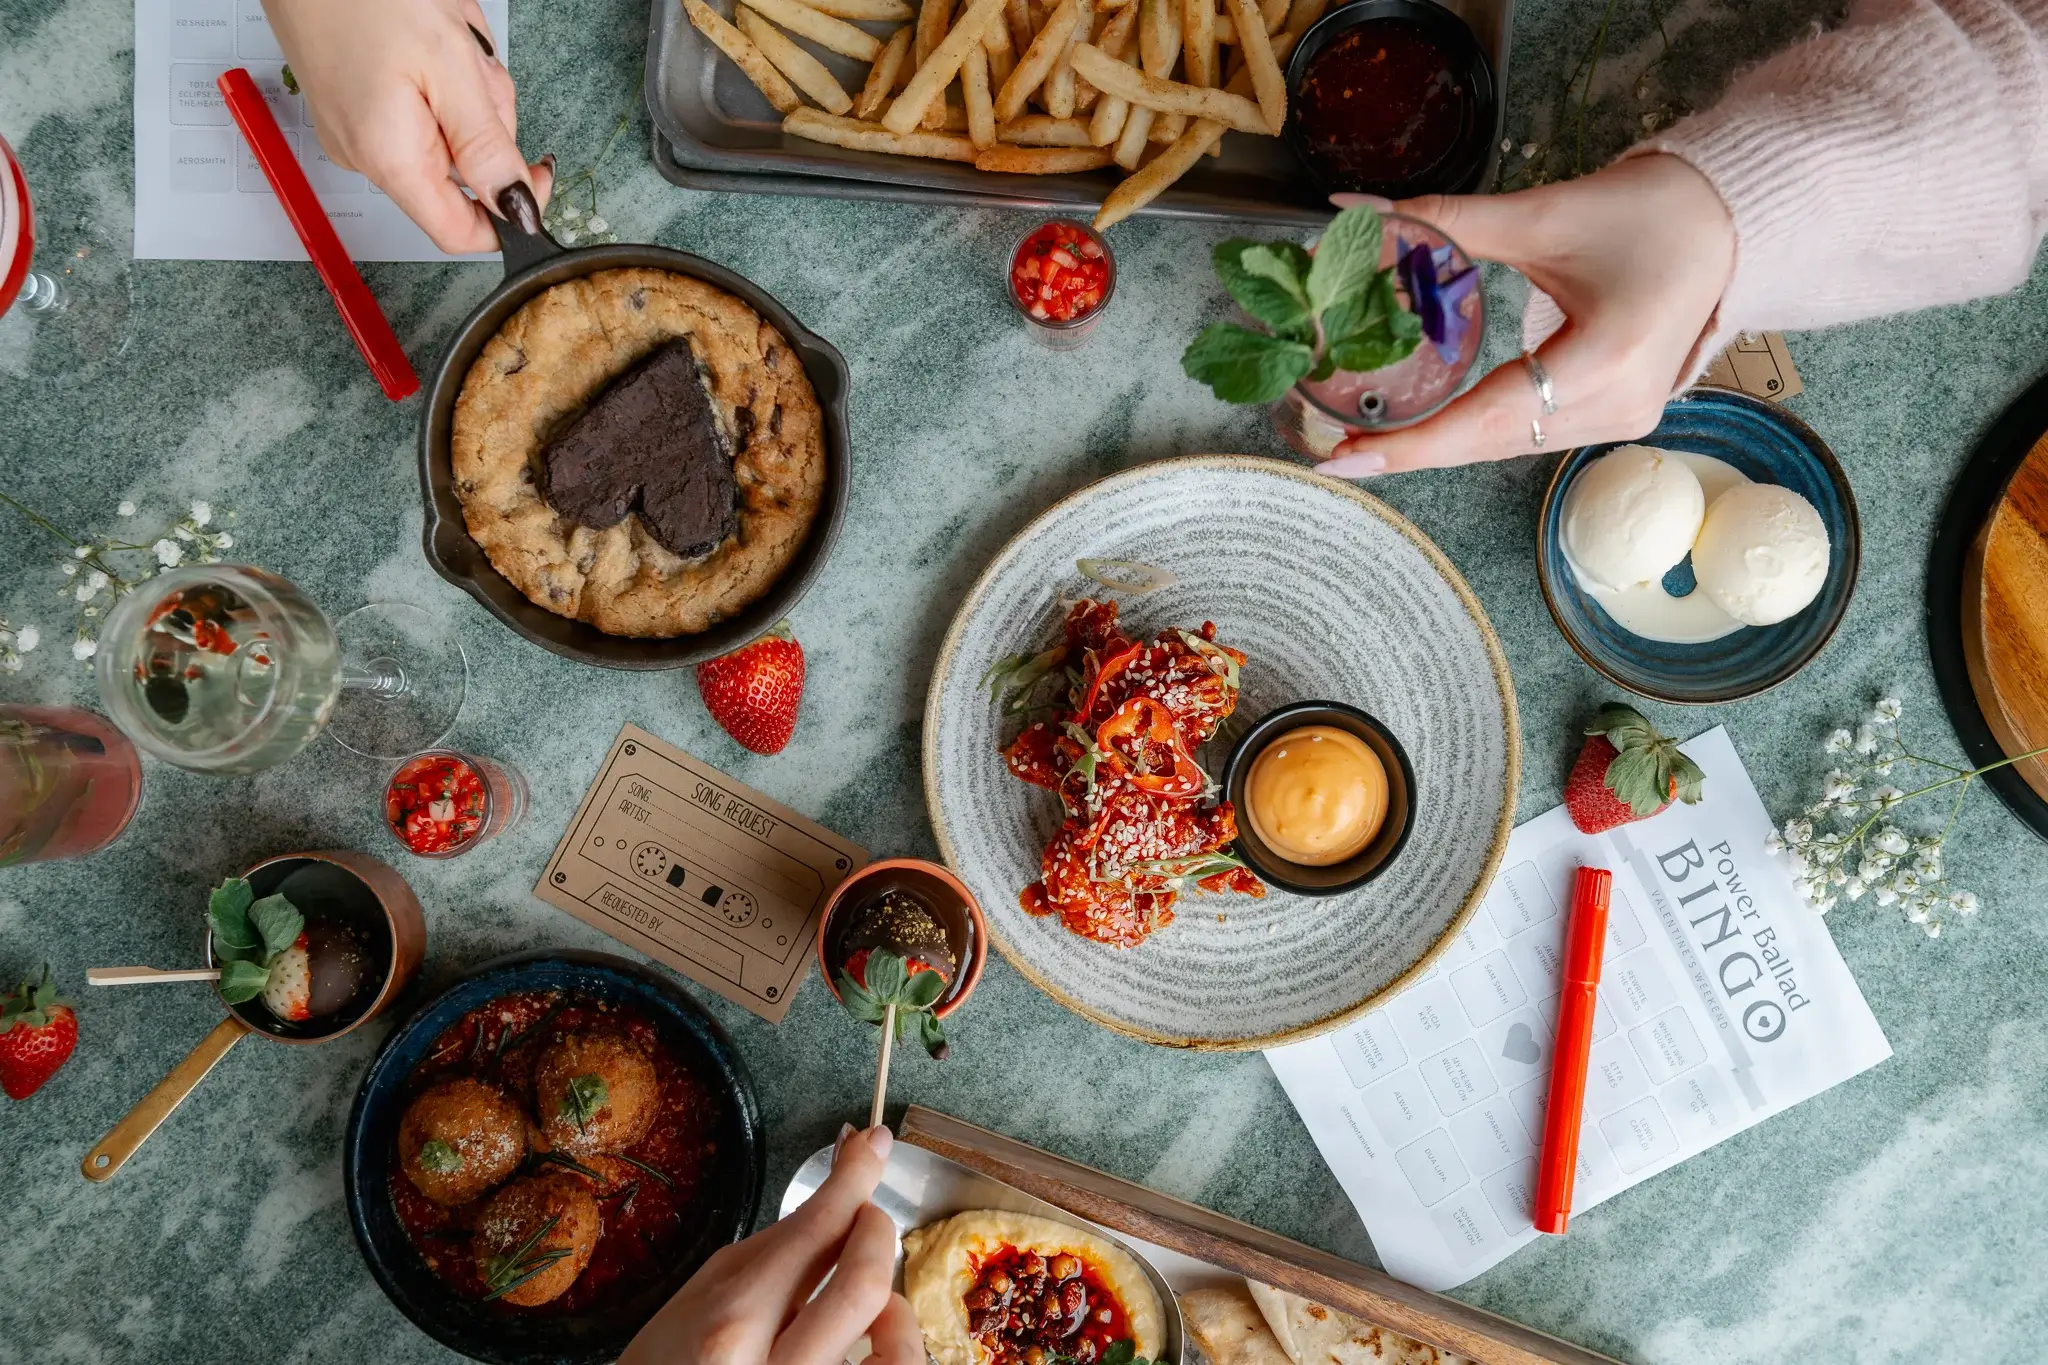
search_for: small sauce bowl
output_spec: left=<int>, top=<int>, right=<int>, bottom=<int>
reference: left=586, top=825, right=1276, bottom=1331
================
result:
left=816, top=858, right=987, bottom=1017
left=1222, top=701, right=1417, bottom=896
left=1282, top=0, right=1497, bottom=198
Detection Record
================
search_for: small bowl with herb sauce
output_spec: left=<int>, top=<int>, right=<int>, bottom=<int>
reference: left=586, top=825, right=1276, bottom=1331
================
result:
left=1284, top=0, right=1497, bottom=198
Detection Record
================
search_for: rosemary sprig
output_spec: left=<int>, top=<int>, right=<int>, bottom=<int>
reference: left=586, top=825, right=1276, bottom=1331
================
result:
left=534, top=1150, right=606, bottom=1182
left=616, top=1154, right=674, bottom=1189
left=496, top=1001, right=562, bottom=1061
left=480, top=1214, right=570, bottom=1302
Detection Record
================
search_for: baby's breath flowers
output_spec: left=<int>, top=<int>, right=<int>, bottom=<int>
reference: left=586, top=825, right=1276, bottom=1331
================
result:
left=541, top=102, right=634, bottom=247
left=0, top=618, right=39, bottom=673
left=0, top=494, right=239, bottom=666
left=1768, top=695, right=2046, bottom=937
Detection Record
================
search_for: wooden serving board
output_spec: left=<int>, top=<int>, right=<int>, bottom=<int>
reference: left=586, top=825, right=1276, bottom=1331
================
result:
left=899, top=1107, right=1626, bottom=1365
left=1961, top=429, right=2048, bottom=803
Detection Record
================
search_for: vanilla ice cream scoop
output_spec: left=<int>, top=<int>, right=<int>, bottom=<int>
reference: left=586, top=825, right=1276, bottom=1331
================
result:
left=1561, top=445, right=1708, bottom=591
left=1691, top=482, right=1830, bottom=626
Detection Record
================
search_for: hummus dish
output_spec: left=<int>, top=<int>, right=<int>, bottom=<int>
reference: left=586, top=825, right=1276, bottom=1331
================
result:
left=451, top=267, right=826, bottom=638
left=905, top=1210, right=1166, bottom=1365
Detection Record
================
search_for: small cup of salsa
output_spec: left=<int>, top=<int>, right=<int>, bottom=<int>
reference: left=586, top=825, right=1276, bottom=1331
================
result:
left=1283, top=0, right=1497, bottom=199
left=1008, top=219, right=1115, bottom=349
left=385, top=749, right=529, bottom=859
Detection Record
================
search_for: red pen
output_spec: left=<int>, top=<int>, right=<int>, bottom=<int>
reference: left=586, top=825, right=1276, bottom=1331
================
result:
left=216, top=68, right=419, bottom=401
left=1533, top=866, right=1611, bottom=1235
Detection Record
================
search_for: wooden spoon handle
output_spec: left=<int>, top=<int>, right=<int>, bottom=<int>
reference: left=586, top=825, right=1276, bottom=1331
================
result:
left=87, top=966, right=223, bottom=986
left=82, top=1015, right=251, bottom=1182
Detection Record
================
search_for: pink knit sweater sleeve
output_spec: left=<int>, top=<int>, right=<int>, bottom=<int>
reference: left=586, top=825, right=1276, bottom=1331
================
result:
left=1530, top=0, right=2048, bottom=364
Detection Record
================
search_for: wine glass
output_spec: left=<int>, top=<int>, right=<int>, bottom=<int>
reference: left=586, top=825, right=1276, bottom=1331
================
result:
left=94, top=565, right=468, bottom=773
left=1271, top=212, right=1485, bottom=460
left=0, top=131, right=136, bottom=384
left=0, top=705, right=144, bottom=864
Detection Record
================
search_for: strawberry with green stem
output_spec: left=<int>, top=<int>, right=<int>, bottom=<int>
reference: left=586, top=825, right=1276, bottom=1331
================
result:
left=207, top=877, right=310, bottom=1019
left=0, top=965, right=77, bottom=1100
left=837, top=947, right=950, bottom=1059
left=1565, top=703, right=1706, bottom=834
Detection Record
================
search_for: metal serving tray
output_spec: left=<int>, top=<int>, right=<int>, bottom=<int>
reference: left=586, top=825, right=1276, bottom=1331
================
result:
left=645, top=0, right=1511, bottom=224
left=782, top=1140, right=1216, bottom=1357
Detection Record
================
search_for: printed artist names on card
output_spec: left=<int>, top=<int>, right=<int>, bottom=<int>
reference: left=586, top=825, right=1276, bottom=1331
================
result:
left=537, top=726, right=867, bottom=1023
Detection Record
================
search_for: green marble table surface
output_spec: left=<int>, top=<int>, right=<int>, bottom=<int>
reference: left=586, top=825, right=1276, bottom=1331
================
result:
left=5, top=0, right=2048, bottom=1360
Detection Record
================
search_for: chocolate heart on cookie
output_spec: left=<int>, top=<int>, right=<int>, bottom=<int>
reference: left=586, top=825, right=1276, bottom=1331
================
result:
left=542, top=338, right=739, bottom=560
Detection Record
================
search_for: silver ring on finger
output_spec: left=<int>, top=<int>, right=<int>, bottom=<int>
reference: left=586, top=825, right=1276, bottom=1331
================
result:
left=1522, top=351, right=1558, bottom=415
left=1531, top=418, right=1547, bottom=448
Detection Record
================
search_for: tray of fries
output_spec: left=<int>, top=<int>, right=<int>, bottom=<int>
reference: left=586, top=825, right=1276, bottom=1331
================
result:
left=644, top=0, right=1511, bottom=227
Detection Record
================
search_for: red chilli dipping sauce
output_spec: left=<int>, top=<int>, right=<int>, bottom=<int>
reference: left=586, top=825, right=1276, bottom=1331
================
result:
left=1292, top=18, right=1478, bottom=193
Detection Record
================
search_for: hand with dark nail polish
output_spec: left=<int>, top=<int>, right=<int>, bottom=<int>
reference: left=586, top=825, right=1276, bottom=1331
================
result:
left=261, top=0, right=554, bottom=254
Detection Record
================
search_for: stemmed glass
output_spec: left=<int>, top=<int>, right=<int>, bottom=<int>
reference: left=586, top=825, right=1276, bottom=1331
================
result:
left=95, top=565, right=468, bottom=774
left=0, top=131, right=136, bottom=383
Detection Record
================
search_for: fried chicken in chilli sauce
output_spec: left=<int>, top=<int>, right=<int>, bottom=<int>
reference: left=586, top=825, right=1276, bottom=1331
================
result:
left=1003, top=598, right=1263, bottom=948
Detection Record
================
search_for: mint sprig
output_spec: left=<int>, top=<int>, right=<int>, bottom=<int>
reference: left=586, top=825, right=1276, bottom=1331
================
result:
left=207, top=877, right=304, bottom=1007
left=836, top=947, right=951, bottom=1060
left=1182, top=206, right=1424, bottom=404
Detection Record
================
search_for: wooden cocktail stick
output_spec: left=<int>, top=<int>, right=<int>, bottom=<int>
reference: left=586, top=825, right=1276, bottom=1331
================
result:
left=88, top=966, right=223, bottom=987
left=870, top=1002, right=897, bottom=1128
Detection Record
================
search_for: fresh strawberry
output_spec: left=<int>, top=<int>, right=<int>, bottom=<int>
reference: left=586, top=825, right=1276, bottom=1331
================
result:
left=0, top=965, right=78, bottom=1100
left=261, top=931, right=313, bottom=1022
left=1564, top=703, right=1706, bottom=834
left=697, top=625, right=805, bottom=755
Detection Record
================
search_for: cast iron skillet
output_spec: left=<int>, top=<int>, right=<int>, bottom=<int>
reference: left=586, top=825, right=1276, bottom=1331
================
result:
left=344, top=950, right=766, bottom=1365
left=418, top=184, right=852, bottom=669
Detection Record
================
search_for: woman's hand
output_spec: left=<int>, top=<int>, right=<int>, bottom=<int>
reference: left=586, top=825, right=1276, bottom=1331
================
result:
left=262, top=0, right=552, bottom=254
left=1318, top=153, right=1737, bottom=477
left=619, top=1125, right=923, bottom=1365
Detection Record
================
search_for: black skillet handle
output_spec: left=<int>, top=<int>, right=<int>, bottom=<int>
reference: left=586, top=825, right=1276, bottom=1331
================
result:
left=492, top=181, right=566, bottom=278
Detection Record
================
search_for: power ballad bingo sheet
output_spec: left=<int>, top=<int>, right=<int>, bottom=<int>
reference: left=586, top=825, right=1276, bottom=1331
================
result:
left=1267, top=726, right=1891, bottom=1290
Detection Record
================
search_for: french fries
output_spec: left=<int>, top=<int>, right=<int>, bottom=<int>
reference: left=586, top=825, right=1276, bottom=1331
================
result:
left=915, top=0, right=950, bottom=64
left=686, top=0, right=1289, bottom=230
left=995, top=0, right=1079, bottom=121
left=1111, top=103, right=1153, bottom=165
left=886, top=0, right=1007, bottom=131
left=743, top=0, right=884, bottom=59
left=1044, top=2, right=1091, bottom=117
left=784, top=107, right=978, bottom=158
left=1181, top=0, right=1216, bottom=90
left=855, top=27, right=912, bottom=118
left=738, top=5, right=851, bottom=113
left=962, top=42, right=998, bottom=146
left=997, top=114, right=1094, bottom=144
left=1281, top=0, right=1327, bottom=38
left=981, top=9, right=1017, bottom=88
left=1095, top=114, right=1223, bottom=227
left=682, top=0, right=803, bottom=112
left=1223, top=0, right=1285, bottom=134
left=804, top=0, right=914, bottom=17
left=974, top=146, right=1116, bottom=172
left=1069, top=42, right=1269, bottom=131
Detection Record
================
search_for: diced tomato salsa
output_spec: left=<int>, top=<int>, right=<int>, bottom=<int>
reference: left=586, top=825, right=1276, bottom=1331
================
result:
left=387, top=751, right=490, bottom=856
left=1011, top=221, right=1111, bottom=325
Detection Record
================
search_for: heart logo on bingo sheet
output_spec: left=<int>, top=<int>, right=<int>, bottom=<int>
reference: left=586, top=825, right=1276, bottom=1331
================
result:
left=1501, top=1022, right=1542, bottom=1066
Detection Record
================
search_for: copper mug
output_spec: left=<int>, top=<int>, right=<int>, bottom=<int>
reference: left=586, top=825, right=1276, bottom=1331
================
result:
left=82, top=850, right=426, bottom=1181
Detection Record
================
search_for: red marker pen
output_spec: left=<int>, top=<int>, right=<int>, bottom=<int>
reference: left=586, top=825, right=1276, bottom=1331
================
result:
left=1533, top=866, right=1611, bottom=1235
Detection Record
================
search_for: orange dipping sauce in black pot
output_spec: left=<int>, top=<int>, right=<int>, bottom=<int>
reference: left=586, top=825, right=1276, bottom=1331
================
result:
left=1284, top=4, right=1494, bottom=197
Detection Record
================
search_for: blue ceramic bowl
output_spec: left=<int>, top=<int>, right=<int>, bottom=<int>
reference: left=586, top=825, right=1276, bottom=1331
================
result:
left=1537, top=386, right=1860, bottom=705
left=344, top=951, right=765, bottom=1365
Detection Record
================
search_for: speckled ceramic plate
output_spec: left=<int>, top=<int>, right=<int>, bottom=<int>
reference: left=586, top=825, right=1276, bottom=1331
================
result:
left=922, top=456, right=1519, bottom=1050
